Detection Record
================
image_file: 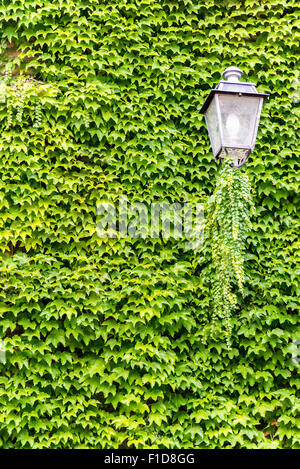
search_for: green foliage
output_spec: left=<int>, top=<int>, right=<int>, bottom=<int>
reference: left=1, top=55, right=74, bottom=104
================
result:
left=205, top=156, right=255, bottom=348
left=0, top=0, right=299, bottom=449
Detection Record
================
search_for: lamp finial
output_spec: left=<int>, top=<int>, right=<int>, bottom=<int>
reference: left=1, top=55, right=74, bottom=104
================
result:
left=223, top=66, right=243, bottom=82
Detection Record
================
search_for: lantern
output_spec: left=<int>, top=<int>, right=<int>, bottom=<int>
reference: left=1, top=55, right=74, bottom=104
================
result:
left=200, top=66, right=269, bottom=168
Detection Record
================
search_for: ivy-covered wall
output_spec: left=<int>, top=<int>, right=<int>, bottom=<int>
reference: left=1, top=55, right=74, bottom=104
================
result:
left=0, top=0, right=299, bottom=449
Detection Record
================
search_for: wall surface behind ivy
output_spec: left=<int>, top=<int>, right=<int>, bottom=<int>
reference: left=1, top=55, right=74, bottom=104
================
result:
left=0, top=0, right=299, bottom=449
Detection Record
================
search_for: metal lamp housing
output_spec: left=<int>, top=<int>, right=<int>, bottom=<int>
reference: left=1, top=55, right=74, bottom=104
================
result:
left=200, top=67, right=268, bottom=167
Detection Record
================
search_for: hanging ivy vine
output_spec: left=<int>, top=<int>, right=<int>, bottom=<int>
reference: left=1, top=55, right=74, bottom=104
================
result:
left=0, top=62, right=57, bottom=129
left=205, top=155, right=256, bottom=348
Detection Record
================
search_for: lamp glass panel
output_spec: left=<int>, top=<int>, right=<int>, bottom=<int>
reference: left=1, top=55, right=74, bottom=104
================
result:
left=205, top=96, right=221, bottom=156
left=218, top=94, right=262, bottom=149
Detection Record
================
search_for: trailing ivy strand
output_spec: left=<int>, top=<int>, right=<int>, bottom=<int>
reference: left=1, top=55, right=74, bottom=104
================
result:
left=205, top=157, right=255, bottom=347
left=0, top=67, right=55, bottom=128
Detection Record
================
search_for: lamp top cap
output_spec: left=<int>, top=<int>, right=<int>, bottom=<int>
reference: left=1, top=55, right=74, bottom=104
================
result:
left=223, top=66, right=243, bottom=82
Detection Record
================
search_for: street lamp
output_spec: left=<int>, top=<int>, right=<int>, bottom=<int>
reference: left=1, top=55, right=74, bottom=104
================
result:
left=200, top=66, right=269, bottom=168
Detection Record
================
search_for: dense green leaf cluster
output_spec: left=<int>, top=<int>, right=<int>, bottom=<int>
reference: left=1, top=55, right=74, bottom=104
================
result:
left=0, top=0, right=299, bottom=449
